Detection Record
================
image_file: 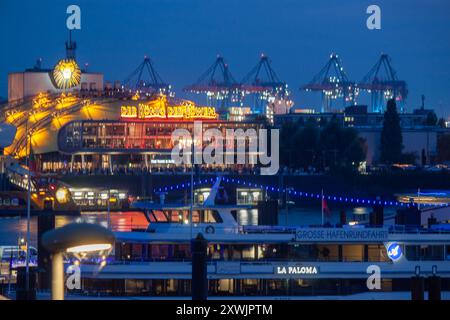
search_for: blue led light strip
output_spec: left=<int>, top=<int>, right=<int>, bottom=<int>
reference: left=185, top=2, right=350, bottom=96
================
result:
left=153, top=177, right=450, bottom=208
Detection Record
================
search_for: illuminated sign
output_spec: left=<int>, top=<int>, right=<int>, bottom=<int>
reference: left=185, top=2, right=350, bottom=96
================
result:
left=295, top=227, right=389, bottom=242
left=275, top=265, right=319, bottom=276
left=52, top=59, right=81, bottom=89
left=386, top=242, right=402, bottom=261
left=120, top=103, right=218, bottom=120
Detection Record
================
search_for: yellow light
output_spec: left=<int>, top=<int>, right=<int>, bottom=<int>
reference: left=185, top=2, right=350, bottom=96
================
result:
left=55, top=187, right=70, bottom=204
left=62, top=68, right=72, bottom=80
left=66, top=243, right=112, bottom=253
left=52, top=59, right=81, bottom=89
left=120, top=95, right=218, bottom=120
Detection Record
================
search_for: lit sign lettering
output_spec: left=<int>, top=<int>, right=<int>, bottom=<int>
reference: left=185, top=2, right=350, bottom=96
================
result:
left=295, top=227, right=389, bottom=242
left=120, top=103, right=218, bottom=120
left=275, top=265, right=319, bottom=276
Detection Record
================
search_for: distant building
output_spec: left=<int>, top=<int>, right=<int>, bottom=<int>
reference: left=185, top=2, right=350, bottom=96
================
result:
left=275, top=105, right=447, bottom=165
left=8, top=68, right=103, bottom=102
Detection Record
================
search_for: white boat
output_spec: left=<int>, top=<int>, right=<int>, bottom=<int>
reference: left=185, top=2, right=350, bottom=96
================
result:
left=75, top=200, right=450, bottom=298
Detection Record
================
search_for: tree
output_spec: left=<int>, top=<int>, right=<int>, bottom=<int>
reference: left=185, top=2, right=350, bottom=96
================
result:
left=278, top=116, right=366, bottom=171
left=424, top=111, right=438, bottom=126
left=292, top=123, right=319, bottom=169
left=340, top=128, right=367, bottom=167
left=437, top=134, right=450, bottom=162
left=319, top=115, right=341, bottom=168
left=279, top=121, right=298, bottom=167
left=380, top=99, right=403, bottom=164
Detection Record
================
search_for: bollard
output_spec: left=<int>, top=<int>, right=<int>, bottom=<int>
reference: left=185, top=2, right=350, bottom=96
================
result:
left=191, top=233, right=208, bottom=300
left=15, top=266, right=37, bottom=300
left=410, top=276, right=425, bottom=300
left=428, top=276, right=441, bottom=301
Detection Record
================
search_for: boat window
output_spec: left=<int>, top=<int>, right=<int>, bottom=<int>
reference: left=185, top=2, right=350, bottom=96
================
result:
left=169, top=210, right=182, bottom=223
left=151, top=210, right=168, bottom=222
left=150, top=244, right=169, bottom=260
left=231, top=209, right=258, bottom=225
left=317, top=245, right=339, bottom=261
left=192, top=211, right=200, bottom=223
left=367, top=244, right=389, bottom=262
left=149, top=209, right=222, bottom=223
left=203, top=210, right=223, bottom=223
left=342, top=244, right=364, bottom=262
left=405, top=245, right=445, bottom=261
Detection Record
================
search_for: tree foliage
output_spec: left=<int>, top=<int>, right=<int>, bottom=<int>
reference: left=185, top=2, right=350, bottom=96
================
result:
left=425, top=111, right=438, bottom=126
left=437, top=134, right=450, bottom=162
left=380, top=99, right=403, bottom=164
left=279, top=115, right=366, bottom=171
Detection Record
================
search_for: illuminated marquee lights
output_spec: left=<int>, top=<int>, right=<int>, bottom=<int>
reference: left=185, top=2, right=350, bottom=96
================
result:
left=52, top=59, right=81, bottom=89
left=120, top=103, right=218, bottom=120
left=153, top=177, right=450, bottom=208
left=32, top=92, right=52, bottom=109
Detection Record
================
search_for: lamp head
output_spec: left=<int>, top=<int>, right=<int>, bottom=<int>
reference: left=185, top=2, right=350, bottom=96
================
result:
left=42, top=222, right=115, bottom=254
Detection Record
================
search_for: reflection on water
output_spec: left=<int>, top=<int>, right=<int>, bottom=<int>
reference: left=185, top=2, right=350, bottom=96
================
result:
left=0, top=211, right=150, bottom=247
left=0, top=206, right=397, bottom=246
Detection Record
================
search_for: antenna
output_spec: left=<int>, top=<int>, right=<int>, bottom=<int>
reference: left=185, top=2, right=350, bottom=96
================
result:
left=65, top=30, right=77, bottom=59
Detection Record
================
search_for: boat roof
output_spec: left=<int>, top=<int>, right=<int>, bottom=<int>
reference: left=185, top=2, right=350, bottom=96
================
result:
left=131, top=203, right=256, bottom=210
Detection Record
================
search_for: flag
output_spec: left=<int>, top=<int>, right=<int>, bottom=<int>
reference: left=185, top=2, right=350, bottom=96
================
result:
left=322, top=198, right=331, bottom=217
left=28, top=144, right=37, bottom=172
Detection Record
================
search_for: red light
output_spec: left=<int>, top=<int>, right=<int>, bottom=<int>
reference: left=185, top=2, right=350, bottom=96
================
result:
left=49, top=185, right=56, bottom=191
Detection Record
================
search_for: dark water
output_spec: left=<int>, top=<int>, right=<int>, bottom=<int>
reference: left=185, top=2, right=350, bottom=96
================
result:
left=0, top=206, right=397, bottom=247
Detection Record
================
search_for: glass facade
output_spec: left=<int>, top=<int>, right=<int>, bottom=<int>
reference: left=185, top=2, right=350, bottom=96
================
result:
left=58, top=120, right=264, bottom=154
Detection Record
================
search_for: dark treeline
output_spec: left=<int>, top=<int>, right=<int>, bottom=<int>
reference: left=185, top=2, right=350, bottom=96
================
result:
left=279, top=115, right=367, bottom=172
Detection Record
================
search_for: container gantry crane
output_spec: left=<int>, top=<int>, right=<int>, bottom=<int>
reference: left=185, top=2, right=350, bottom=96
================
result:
left=184, top=55, right=241, bottom=112
left=358, top=53, right=408, bottom=113
left=240, top=54, right=291, bottom=114
left=301, top=53, right=357, bottom=112
left=123, top=56, right=171, bottom=96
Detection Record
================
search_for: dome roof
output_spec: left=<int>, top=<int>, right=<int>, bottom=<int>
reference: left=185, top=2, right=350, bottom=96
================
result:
left=0, top=122, right=17, bottom=148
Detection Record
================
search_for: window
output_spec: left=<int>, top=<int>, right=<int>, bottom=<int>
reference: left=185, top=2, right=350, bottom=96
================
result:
left=342, top=245, right=364, bottom=262
left=367, top=244, right=389, bottom=262
left=405, top=245, right=444, bottom=261
left=317, top=245, right=339, bottom=261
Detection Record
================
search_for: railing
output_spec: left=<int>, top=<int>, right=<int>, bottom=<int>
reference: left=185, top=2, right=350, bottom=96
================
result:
left=108, top=223, right=450, bottom=235
left=243, top=224, right=450, bottom=235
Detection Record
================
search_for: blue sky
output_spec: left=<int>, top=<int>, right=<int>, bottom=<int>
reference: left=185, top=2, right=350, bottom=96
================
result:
left=1, top=0, right=449, bottom=116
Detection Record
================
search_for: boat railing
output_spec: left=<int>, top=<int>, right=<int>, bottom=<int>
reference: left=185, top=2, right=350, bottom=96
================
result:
left=387, top=225, right=450, bottom=234
left=241, top=224, right=450, bottom=235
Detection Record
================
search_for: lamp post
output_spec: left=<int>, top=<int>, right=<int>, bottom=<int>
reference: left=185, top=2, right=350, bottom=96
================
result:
left=42, top=222, right=115, bottom=300
left=24, top=117, right=31, bottom=296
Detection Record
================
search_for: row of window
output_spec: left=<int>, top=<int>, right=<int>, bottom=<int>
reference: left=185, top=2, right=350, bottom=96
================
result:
left=79, top=278, right=403, bottom=296
left=115, top=243, right=450, bottom=262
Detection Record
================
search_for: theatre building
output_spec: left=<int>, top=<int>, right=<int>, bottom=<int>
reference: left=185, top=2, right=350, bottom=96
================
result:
left=2, top=88, right=264, bottom=173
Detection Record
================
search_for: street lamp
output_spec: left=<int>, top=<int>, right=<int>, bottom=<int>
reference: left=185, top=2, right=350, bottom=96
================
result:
left=42, top=222, right=115, bottom=300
